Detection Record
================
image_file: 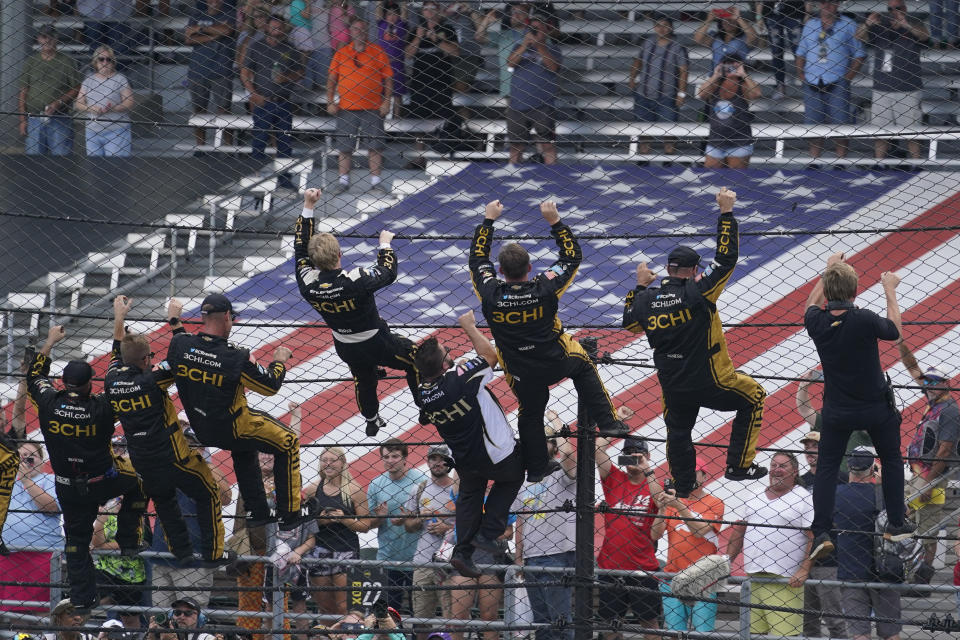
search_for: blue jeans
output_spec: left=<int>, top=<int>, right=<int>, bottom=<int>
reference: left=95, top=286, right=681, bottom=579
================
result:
left=85, top=125, right=132, bottom=157
left=803, top=80, right=853, bottom=125
left=251, top=100, right=293, bottom=162
left=633, top=95, right=679, bottom=122
left=525, top=551, right=574, bottom=640
left=659, top=581, right=718, bottom=632
left=930, top=0, right=959, bottom=42
left=25, top=116, right=72, bottom=155
left=764, top=14, right=801, bottom=86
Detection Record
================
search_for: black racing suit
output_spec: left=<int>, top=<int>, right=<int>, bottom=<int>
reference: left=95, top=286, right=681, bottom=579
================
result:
left=104, top=337, right=224, bottom=562
left=0, top=431, right=19, bottom=550
left=622, top=209, right=766, bottom=493
left=26, top=352, right=146, bottom=608
left=166, top=331, right=301, bottom=520
left=294, top=211, right=420, bottom=423
left=469, top=218, right=618, bottom=475
left=420, top=357, right=524, bottom=557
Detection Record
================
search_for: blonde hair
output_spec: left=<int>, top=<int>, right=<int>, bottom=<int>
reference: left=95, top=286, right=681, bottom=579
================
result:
left=823, top=262, right=858, bottom=301
left=120, top=333, right=151, bottom=365
left=309, top=233, right=341, bottom=270
left=320, top=447, right=356, bottom=507
left=91, top=45, right=117, bottom=67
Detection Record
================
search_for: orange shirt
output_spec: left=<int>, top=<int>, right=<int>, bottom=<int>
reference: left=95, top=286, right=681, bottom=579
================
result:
left=663, top=493, right=725, bottom=573
left=330, top=42, right=392, bottom=111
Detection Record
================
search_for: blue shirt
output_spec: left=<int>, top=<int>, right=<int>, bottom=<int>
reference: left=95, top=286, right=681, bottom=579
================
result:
left=7, top=473, right=63, bottom=549
left=711, top=36, right=751, bottom=67
left=150, top=490, right=204, bottom=568
left=509, top=38, right=562, bottom=112
left=368, top=469, right=427, bottom=562
left=835, top=482, right=877, bottom=580
left=187, top=5, right=235, bottom=79
left=795, top=15, right=865, bottom=85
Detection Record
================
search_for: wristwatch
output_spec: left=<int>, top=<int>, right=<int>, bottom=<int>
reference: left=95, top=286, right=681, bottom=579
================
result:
left=168, top=317, right=180, bottom=326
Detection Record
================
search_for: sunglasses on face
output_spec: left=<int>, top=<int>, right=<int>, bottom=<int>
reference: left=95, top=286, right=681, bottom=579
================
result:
left=887, top=5, right=905, bottom=10
left=172, top=610, right=196, bottom=617
left=97, top=56, right=115, bottom=62
left=22, top=456, right=36, bottom=465
left=923, top=378, right=945, bottom=386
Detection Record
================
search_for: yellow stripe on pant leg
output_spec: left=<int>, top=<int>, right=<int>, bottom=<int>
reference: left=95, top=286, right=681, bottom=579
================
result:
left=725, top=373, right=766, bottom=469
left=177, top=453, right=226, bottom=560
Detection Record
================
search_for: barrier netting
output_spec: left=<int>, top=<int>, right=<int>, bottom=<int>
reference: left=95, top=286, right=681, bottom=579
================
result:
left=1, top=0, right=960, bottom=639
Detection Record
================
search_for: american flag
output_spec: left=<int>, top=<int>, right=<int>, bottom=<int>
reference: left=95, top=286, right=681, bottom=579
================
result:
left=12, top=165, right=960, bottom=515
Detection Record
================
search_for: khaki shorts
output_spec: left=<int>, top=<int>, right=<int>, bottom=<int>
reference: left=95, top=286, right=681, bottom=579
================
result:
left=871, top=91, right=921, bottom=128
left=748, top=574, right=803, bottom=637
left=412, top=567, right=452, bottom=619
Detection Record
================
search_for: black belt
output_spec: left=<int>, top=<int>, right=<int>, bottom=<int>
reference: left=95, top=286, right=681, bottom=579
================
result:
left=55, top=473, right=107, bottom=486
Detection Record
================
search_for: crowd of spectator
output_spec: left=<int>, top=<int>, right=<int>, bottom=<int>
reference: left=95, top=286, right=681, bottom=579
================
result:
left=19, top=0, right=956, bottom=166
left=0, top=370, right=957, bottom=639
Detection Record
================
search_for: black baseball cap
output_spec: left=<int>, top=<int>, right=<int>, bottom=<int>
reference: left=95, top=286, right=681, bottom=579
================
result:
left=846, top=447, right=876, bottom=471
left=62, top=360, right=93, bottom=387
left=37, top=25, right=57, bottom=39
left=171, top=597, right=201, bottom=613
left=667, top=246, right=702, bottom=268
left=200, top=293, right=233, bottom=315
left=622, top=434, right=649, bottom=455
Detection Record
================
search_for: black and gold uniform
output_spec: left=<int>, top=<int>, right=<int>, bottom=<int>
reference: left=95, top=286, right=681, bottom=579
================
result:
left=26, top=353, right=146, bottom=610
left=166, top=328, right=302, bottom=527
left=104, top=336, right=225, bottom=564
left=469, top=217, right=623, bottom=478
left=0, top=431, right=19, bottom=554
left=294, top=209, right=419, bottom=433
left=622, top=208, right=766, bottom=494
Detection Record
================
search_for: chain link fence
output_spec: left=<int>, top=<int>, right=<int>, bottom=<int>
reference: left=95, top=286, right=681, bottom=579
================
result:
left=1, top=0, right=960, bottom=638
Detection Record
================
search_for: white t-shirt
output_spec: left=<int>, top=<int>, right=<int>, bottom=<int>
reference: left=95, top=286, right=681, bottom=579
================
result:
left=738, top=485, right=813, bottom=577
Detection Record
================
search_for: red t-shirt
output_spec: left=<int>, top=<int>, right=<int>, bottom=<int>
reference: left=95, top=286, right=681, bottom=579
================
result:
left=597, top=467, right=659, bottom=571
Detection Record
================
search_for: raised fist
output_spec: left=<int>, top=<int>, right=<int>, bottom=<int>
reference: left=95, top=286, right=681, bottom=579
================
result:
left=484, top=199, right=504, bottom=221
left=457, top=310, right=476, bottom=328
left=304, top=188, right=322, bottom=207
left=716, top=187, right=736, bottom=213
left=379, top=230, right=395, bottom=245
left=540, top=201, right=560, bottom=225
left=273, top=346, right=293, bottom=363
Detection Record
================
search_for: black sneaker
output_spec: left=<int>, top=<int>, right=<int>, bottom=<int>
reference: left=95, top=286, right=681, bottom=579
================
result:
left=724, top=464, right=768, bottom=482
left=471, top=534, right=506, bottom=555
left=884, top=521, right=916, bottom=542
left=526, top=459, right=561, bottom=483
left=175, top=551, right=197, bottom=568
left=809, top=532, right=835, bottom=561
left=279, top=499, right=318, bottom=531
left=71, top=600, right=97, bottom=616
left=366, top=416, right=385, bottom=437
left=450, top=551, right=481, bottom=578
left=200, top=550, right=238, bottom=568
left=597, top=420, right=630, bottom=438
left=119, top=541, right=150, bottom=558
left=0, top=538, right=10, bottom=556
left=247, top=511, right=279, bottom=527
left=668, top=480, right=700, bottom=499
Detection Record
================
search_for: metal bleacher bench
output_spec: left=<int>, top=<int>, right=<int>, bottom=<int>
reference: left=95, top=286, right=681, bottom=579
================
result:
left=184, top=115, right=443, bottom=153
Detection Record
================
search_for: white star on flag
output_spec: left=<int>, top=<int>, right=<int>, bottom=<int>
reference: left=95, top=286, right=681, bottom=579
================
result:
left=754, top=170, right=806, bottom=186
left=774, top=185, right=822, bottom=199
left=434, top=190, right=485, bottom=204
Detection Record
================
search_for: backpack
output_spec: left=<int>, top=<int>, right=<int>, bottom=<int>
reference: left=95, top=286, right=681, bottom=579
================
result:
left=873, top=486, right=924, bottom=583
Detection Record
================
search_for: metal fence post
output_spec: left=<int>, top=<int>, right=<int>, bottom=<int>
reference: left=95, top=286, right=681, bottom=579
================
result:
left=271, top=565, right=284, bottom=640
left=5, top=311, right=13, bottom=385
left=739, top=579, right=751, bottom=640
left=573, top=397, right=595, bottom=640
left=50, top=550, right=63, bottom=608
left=208, top=202, right=217, bottom=279
left=169, top=228, right=178, bottom=299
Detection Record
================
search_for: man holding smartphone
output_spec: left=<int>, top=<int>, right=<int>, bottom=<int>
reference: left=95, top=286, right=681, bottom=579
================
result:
left=595, top=435, right=665, bottom=638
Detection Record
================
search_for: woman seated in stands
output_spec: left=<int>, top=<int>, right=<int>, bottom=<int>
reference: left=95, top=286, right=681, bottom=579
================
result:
left=694, top=6, right=759, bottom=68
left=698, top=53, right=762, bottom=169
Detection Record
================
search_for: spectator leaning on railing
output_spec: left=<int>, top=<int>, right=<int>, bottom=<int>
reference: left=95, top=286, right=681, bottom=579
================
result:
left=651, top=457, right=724, bottom=633
left=835, top=447, right=903, bottom=640
left=19, top=25, right=81, bottom=156
left=726, top=452, right=814, bottom=638
left=0, top=441, right=62, bottom=614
